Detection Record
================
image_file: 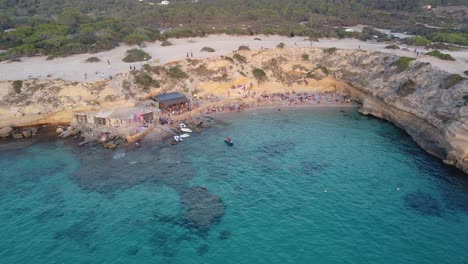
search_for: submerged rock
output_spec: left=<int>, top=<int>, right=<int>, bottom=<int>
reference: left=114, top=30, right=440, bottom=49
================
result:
left=404, top=192, right=443, bottom=217
left=196, top=244, right=209, bottom=256
left=181, top=186, right=224, bottom=233
left=218, top=230, right=231, bottom=240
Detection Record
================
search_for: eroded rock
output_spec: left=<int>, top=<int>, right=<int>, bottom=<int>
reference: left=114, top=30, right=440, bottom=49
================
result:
left=0, top=127, right=12, bottom=138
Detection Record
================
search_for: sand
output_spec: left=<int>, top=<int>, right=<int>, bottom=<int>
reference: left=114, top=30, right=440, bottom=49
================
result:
left=0, top=34, right=467, bottom=82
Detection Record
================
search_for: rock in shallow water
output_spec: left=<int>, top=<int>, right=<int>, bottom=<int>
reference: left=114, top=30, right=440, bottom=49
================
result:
left=404, top=191, right=443, bottom=217
left=0, top=127, right=12, bottom=138
left=182, top=186, right=224, bottom=233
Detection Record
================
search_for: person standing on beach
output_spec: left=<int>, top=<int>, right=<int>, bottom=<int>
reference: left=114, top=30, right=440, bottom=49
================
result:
left=84, top=73, right=87, bottom=80
left=191, top=51, right=193, bottom=58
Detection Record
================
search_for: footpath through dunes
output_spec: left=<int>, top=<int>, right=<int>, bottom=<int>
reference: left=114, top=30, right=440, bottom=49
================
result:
left=0, top=35, right=468, bottom=82
left=0, top=46, right=467, bottom=174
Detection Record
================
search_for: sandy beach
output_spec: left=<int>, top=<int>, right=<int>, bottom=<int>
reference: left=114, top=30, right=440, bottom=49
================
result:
left=1, top=34, right=467, bottom=82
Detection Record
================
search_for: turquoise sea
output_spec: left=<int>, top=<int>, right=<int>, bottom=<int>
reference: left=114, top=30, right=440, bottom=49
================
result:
left=1, top=107, right=468, bottom=264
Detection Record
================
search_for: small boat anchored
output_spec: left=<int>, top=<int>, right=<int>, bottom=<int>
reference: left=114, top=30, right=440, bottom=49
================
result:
left=224, top=136, right=234, bottom=146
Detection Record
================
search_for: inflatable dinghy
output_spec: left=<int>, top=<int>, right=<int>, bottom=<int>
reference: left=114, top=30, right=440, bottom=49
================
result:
left=224, top=140, right=234, bottom=146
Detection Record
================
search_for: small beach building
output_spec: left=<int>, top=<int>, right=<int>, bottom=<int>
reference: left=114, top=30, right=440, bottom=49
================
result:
left=153, top=92, right=190, bottom=110
left=75, top=107, right=157, bottom=127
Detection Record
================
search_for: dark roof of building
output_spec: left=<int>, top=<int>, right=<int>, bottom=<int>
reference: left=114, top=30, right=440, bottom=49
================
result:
left=153, top=92, right=187, bottom=102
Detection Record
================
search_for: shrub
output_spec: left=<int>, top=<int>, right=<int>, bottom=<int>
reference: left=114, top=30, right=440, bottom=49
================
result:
left=391, top=57, right=415, bottom=72
left=85, top=57, right=100, bottom=63
left=238, top=45, right=250, bottom=51
left=161, top=40, right=173, bottom=46
left=135, top=73, right=155, bottom=88
left=12, top=80, right=23, bottom=94
left=122, top=49, right=151, bottom=63
left=301, top=53, right=309, bottom=60
left=323, top=47, right=337, bottom=54
left=254, top=38, right=262, bottom=41
left=385, top=45, right=400, bottom=49
left=397, top=79, right=416, bottom=96
left=167, top=66, right=188, bottom=79
left=123, top=32, right=150, bottom=45
left=201, top=47, right=215, bottom=52
left=442, top=74, right=466, bottom=89
left=277, top=43, right=285, bottom=48
left=224, top=56, right=234, bottom=63
left=233, top=53, right=247, bottom=63
left=425, top=50, right=455, bottom=61
left=464, top=70, right=468, bottom=76
left=252, top=68, right=267, bottom=82
left=406, top=36, right=432, bottom=46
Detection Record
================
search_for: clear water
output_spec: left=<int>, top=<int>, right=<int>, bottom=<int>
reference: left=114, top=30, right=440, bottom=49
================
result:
left=1, top=107, right=468, bottom=264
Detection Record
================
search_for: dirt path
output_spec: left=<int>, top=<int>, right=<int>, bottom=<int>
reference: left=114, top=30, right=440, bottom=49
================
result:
left=0, top=34, right=467, bottom=82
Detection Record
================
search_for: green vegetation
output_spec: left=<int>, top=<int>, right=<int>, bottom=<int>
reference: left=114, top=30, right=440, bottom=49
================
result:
left=277, top=43, right=285, bottom=49
left=252, top=68, right=267, bottom=82
left=301, top=54, right=309, bottom=61
left=122, top=32, right=150, bottom=45
left=233, top=54, right=247, bottom=63
left=224, top=56, right=234, bottom=63
left=12, top=80, right=23, bottom=94
left=428, top=32, right=468, bottom=46
left=323, top=47, right=337, bottom=54
left=397, top=79, right=416, bottom=96
left=391, top=57, right=415, bottom=72
left=405, top=36, right=432, bottom=46
left=135, top=73, right=156, bottom=88
left=238, top=45, right=250, bottom=51
left=464, top=70, right=468, bottom=76
left=201, top=47, right=215, bottom=52
left=85, top=57, right=100, bottom=63
left=442, top=74, right=466, bottom=89
left=122, top=49, right=151, bottom=63
left=167, top=66, right=188, bottom=79
left=385, top=45, right=400, bottom=49
left=425, top=50, right=455, bottom=61
left=161, top=40, right=173, bottom=46
left=0, top=0, right=466, bottom=59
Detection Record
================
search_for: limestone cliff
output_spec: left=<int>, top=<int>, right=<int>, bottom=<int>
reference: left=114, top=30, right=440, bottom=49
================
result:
left=0, top=47, right=466, bottom=173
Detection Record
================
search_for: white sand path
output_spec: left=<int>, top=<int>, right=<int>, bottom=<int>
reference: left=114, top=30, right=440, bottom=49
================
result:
left=0, top=34, right=467, bottom=82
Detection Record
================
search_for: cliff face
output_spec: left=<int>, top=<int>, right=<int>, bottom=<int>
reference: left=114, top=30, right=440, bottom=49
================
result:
left=0, top=47, right=466, bottom=173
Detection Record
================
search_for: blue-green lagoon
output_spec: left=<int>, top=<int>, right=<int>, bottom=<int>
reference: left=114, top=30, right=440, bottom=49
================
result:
left=1, top=107, right=468, bottom=264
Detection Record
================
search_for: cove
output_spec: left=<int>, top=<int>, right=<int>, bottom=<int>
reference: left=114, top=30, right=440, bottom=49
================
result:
left=0, top=106, right=467, bottom=264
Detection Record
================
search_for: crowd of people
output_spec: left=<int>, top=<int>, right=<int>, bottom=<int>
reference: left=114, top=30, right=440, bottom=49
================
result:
left=258, top=91, right=352, bottom=105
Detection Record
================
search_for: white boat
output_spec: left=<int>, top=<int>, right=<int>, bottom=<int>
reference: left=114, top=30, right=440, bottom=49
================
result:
left=180, top=133, right=190, bottom=138
left=179, top=123, right=187, bottom=128
left=181, top=127, right=192, bottom=133
left=174, top=135, right=183, bottom=141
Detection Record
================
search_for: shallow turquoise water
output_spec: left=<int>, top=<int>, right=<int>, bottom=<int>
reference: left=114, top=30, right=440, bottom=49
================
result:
left=1, top=107, right=468, bottom=264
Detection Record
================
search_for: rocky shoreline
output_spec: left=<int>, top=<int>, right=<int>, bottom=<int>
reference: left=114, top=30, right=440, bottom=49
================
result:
left=0, top=47, right=466, bottom=173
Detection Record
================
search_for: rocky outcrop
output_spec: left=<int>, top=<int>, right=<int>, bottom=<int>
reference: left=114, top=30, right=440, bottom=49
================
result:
left=0, top=127, right=12, bottom=138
